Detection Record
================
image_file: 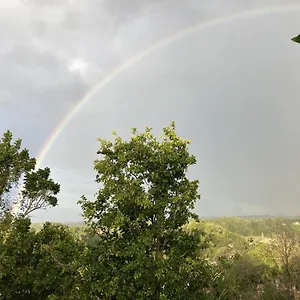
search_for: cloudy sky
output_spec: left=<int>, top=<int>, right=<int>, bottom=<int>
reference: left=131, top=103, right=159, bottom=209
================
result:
left=1, top=0, right=300, bottom=222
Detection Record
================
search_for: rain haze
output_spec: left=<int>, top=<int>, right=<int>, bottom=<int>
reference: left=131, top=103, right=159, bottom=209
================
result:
left=1, top=0, right=300, bottom=222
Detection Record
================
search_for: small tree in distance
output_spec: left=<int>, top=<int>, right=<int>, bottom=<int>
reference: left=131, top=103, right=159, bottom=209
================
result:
left=79, top=122, right=213, bottom=299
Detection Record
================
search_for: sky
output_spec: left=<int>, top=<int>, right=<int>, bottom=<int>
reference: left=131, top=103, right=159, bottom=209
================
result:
left=1, top=0, right=300, bottom=222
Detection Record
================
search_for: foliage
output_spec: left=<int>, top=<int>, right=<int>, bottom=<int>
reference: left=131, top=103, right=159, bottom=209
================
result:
left=20, top=168, right=60, bottom=216
left=210, top=254, right=270, bottom=299
left=292, top=34, right=300, bottom=43
left=0, top=130, right=60, bottom=217
left=78, top=122, right=213, bottom=299
left=2, top=127, right=300, bottom=299
left=0, top=131, right=35, bottom=212
left=0, top=216, right=84, bottom=300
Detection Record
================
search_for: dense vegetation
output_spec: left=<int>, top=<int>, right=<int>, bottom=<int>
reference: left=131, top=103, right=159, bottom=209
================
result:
left=1, top=124, right=300, bottom=299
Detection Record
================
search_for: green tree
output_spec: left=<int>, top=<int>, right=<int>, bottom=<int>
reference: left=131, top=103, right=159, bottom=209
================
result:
left=79, top=122, right=213, bottom=299
left=20, top=167, right=60, bottom=216
left=268, top=224, right=300, bottom=297
left=0, top=217, right=84, bottom=300
left=0, top=131, right=35, bottom=211
left=211, top=254, right=270, bottom=299
left=0, top=130, right=59, bottom=217
left=31, top=222, right=85, bottom=299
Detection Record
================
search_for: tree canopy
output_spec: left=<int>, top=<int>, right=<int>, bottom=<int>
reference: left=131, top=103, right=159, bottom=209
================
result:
left=79, top=122, right=212, bottom=299
left=0, top=130, right=60, bottom=217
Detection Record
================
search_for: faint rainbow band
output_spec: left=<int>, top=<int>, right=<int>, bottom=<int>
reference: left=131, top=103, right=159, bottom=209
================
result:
left=12, top=4, right=300, bottom=214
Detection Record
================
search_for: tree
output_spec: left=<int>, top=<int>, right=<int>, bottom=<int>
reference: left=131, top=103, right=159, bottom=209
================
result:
left=267, top=224, right=300, bottom=297
left=0, top=131, right=35, bottom=212
left=79, top=122, right=213, bottom=299
left=0, top=217, right=84, bottom=300
left=20, top=167, right=60, bottom=216
left=210, top=254, right=272, bottom=299
left=0, top=130, right=60, bottom=217
left=31, top=222, right=85, bottom=299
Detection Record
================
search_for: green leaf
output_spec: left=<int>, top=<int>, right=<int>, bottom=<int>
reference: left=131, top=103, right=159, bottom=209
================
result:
left=291, top=34, right=300, bottom=43
left=78, top=122, right=211, bottom=299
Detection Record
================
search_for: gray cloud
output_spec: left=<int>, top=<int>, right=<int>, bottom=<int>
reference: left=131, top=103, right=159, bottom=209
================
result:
left=1, top=0, right=300, bottom=221
left=22, top=0, right=71, bottom=6
left=36, top=8, right=300, bottom=221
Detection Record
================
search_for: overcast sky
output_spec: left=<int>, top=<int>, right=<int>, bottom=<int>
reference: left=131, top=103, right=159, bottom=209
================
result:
left=1, top=0, right=300, bottom=222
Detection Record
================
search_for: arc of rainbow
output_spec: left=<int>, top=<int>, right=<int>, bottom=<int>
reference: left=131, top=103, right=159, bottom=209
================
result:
left=12, top=4, right=300, bottom=215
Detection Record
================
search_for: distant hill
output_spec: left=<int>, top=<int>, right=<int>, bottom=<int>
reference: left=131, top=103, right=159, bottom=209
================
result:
left=31, top=215, right=300, bottom=228
left=31, top=222, right=85, bottom=230
left=200, top=215, right=300, bottom=220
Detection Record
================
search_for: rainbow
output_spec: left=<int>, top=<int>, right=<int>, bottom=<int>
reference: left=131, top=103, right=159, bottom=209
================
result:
left=12, top=4, right=300, bottom=214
